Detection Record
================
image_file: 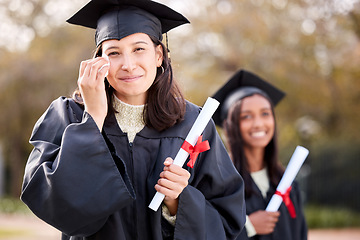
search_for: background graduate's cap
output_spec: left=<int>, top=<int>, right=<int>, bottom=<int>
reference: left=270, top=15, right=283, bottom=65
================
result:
left=212, top=69, right=286, bottom=126
left=67, top=0, right=190, bottom=46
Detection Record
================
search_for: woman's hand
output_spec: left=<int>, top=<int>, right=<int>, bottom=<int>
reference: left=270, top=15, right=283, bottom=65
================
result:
left=78, top=57, right=110, bottom=130
left=155, top=157, right=191, bottom=216
left=249, top=210, right=280, bottom=235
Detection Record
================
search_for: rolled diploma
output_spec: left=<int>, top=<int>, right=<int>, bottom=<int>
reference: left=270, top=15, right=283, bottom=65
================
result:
left=265, top=146, right=309, bottom=212
left=148, top=97, right=220, bottom=211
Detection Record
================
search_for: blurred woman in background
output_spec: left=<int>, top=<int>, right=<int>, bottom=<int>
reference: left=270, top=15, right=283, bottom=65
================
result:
left=212, top=69, right=307, bottom=240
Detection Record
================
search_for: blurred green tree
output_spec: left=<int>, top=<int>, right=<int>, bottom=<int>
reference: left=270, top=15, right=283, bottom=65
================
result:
left=168, top=0, right=360, bottom=144
left=0, top=0, right=91, bottom=197
left=0, top=27, right=94, bottom=196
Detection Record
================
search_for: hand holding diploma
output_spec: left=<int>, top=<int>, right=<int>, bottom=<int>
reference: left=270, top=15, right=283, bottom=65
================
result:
left=148, top=97, right=220, bottom=211
left=265, top=146, right=309, bottom=218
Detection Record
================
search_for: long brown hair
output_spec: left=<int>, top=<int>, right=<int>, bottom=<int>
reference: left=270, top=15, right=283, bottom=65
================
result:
left=223, top=94, right=284, bottom=198
left=73, top=35, right=185, bottom=131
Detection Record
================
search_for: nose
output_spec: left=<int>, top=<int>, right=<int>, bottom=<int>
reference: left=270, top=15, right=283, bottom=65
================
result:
left=121, top=53, right=136, bottom=72
left=252, top=115, right=264, bottom=128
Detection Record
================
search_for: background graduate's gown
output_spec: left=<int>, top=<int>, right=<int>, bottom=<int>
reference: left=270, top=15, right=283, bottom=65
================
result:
left=237, top=179, right=307, bottom=240
left=21, top=97, right=246, bottom=240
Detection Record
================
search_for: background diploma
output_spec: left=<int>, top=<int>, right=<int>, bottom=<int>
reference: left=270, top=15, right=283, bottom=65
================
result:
left=266, top=145, right=309, bottom=212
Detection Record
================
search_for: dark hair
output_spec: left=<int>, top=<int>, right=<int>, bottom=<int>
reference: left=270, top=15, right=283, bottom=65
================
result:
left=73, top=35, right=185, bottom=131
left=223, top=94, right=284, bottom=198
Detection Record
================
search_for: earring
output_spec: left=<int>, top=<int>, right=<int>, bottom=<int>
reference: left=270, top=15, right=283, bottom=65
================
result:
left=158, top=66, right=164, bottom=74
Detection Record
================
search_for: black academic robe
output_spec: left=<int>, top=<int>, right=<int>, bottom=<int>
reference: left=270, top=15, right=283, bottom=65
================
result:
left=237, top=180, right=307, bottom=240
left=21, top=97, right=246, bottom=240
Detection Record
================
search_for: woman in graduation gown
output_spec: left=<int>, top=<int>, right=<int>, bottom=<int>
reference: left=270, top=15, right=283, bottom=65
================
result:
left=20, top=1, right=246, bottom=239
left=212, top=70, right=307, bottom=240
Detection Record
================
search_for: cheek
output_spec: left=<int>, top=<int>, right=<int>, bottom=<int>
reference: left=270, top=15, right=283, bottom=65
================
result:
left=140, top=52, right=157, bottom=68
left=146, top=62, right=157, bottom=80
left=146, top=56, right=159, bottom=77
left=239, top=121, right=250, bottom=136
left=266, top=119, right=275, bottom=137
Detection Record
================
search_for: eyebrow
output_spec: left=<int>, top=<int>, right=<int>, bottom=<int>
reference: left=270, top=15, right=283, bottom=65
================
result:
left=103, top=46, right=119, bottom=51
left=103, top=41, right=149, bottom=52
left=241, top=107, right=271, bottom=113
left=134, top=41, right=149, bottom=45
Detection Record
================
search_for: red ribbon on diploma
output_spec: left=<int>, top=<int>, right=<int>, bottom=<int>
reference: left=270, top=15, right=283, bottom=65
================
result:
left=275, top=186, right=296, bottom=218
left=181, top=135, right=210, bottom=168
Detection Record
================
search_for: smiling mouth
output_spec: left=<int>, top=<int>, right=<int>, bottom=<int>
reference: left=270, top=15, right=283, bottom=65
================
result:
left=119, top=75, right=142, bottom=82
left=251, top=131, right=266, bottom=137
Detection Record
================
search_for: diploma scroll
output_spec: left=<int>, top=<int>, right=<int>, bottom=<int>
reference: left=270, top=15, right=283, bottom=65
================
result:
left=266, top=146, right=309, bottom=213
left=148, top=97, right=220, bottom=211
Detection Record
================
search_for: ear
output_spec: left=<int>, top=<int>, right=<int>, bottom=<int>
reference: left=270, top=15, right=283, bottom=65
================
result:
left=155, top=44, right=164, bottom=67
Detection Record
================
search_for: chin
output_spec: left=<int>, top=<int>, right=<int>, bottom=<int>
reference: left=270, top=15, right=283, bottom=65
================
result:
left=248, top=140, right=271, bottom=148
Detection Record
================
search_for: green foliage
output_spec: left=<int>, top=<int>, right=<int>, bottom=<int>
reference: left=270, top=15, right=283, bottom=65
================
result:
left=305, top=205, right=360, bottom=229
left=0, top=25, right=94, bottom=196
left=171, top=0, right=360, bottom=142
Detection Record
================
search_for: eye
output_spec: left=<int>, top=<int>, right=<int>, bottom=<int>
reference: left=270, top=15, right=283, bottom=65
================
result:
left=262, top=111, right=272, bottom=117
left=134, top=47, right=145, bottom=52
left=240, top=114, right=252, bottom=120
left=107, top=51, right=119, bottom=57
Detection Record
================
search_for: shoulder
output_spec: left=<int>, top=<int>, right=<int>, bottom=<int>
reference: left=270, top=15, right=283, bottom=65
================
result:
left=47, top=97, right=84, bottom=121
left=176, top=100, right=217, bottom=137
left=34, top=97, right=84, bottom=130
left=140, top=100, right=217, bottom=140
left=149, top=101, right=203, bottom=138
left=152, top=100, right=200, bottom=139
left=30, top=97, right=83, bottom=144
left=183, top=100, right=201, bottom=122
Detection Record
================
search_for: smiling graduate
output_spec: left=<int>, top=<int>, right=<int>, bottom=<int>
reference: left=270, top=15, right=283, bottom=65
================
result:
left=20, top=1, right=246, bottom=239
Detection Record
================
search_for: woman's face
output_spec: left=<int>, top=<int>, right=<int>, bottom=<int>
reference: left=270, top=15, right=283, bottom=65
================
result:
left=239, top=94, right=275, bottom=150
left=102, top=33, right=163, bottom=105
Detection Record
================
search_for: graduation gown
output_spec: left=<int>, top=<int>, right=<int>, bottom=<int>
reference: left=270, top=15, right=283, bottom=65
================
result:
left=21, top=97, right=246, bottom=240
left=237, top=180, right=307, bottom=240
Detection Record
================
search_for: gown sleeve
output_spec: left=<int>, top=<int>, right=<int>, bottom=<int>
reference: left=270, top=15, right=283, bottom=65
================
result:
left=174, top=119, right=246, bottom=240
left=20, top=97, right=135, bottom=237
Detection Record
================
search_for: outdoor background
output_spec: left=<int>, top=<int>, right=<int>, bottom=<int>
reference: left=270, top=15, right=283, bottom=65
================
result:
left=0, top=0, right=359, bottom=239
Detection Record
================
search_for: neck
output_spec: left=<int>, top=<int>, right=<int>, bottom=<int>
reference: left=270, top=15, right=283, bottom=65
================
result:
left=244, top=147, right=265, bottom=173
left=114, top=92, right=146, bottom=106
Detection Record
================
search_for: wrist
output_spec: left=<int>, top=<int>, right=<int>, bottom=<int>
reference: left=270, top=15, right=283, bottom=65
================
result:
left=85, top=110, right=105, bottom=130
left=163, top=198, right=179, bottom=216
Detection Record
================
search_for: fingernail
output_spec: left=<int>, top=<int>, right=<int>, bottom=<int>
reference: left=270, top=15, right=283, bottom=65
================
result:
left=99, top=63, right=110, bottom=75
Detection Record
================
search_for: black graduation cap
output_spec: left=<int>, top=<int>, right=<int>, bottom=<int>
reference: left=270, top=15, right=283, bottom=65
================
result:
left=212, top=69, right=286, bottom=126
left=67, top=0, right=190, bottom=46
